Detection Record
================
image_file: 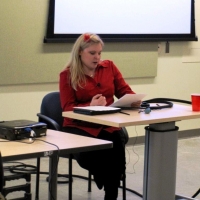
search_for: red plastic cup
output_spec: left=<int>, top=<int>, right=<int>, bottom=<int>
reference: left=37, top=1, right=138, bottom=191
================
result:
left=191, top=94, right=200, bottom=111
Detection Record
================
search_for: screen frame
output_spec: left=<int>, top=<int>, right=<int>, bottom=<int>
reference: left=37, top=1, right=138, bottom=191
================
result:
left=44, top=0, right=198, bottom=43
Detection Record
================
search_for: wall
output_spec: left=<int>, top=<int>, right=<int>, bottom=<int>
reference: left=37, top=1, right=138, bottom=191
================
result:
left=0, top=0, right=200, bottom=137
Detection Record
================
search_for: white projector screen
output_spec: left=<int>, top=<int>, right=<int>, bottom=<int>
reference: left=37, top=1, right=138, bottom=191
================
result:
left=44, top=0, right=198, bottom=43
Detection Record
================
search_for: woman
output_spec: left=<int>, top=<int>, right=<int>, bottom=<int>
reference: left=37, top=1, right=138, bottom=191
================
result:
left=60, top=33, right=140, bottom=200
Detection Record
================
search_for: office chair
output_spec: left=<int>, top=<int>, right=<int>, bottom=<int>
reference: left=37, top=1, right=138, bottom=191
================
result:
left=37, top=91, right=129, bottom=200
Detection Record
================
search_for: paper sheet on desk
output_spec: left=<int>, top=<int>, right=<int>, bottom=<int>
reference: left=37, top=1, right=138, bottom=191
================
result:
left=110, top=94, right=146, bottom=107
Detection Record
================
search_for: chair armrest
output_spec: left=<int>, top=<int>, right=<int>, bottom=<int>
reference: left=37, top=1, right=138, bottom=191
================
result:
left=37, top=113, right=61, bottom=131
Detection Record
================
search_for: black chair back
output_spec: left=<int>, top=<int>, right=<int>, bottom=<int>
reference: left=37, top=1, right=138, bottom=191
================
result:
left=38, top=92, right=63, bottom=130
left=0, top=151, right=4, bottom=193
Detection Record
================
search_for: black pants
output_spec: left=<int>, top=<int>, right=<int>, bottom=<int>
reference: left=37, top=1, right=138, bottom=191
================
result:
left=62, top=127, right=126, bottom=200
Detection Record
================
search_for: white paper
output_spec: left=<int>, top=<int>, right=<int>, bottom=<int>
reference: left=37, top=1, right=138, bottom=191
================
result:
left=110, top=94, right=146, bottom=107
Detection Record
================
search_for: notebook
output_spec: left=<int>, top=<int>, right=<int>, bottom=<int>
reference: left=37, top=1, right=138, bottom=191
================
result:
left=73, top=106, right=121, bottom=115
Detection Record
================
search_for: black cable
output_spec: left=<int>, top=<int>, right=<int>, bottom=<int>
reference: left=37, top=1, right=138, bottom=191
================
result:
left=143, top=98, right=173, bottom=109
left=8, top=164, right=36, bottom=174
left=4, top=160, right=90, bottom=184
left=145, top=98, right=191, bottom=105
left=162, top=98, right=191, bottom=104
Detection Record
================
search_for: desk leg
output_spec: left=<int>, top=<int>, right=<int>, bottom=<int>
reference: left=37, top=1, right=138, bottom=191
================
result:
left=48, top=155, right=58, bottom=200
left=143, top=122, right=179, bottom=200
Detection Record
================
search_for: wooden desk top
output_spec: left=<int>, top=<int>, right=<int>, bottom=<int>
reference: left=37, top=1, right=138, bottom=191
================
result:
left=0, top=130, right=112, bottom=161
left=62, top=104, right=200, bottom=127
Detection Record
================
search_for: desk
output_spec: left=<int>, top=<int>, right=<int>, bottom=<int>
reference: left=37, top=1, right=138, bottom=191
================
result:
left=0, top=129, right=112, bottom=200
left=63, top=104, right=200, bottom=200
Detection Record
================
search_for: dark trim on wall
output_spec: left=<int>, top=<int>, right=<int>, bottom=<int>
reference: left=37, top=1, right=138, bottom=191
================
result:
left=127, top=128, right=200, bottom=146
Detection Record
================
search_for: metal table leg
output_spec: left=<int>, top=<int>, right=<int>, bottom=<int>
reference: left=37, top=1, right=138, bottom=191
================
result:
left=143, top=122, right=179, bottom=200
left=48, top=155, right=58, bottom=200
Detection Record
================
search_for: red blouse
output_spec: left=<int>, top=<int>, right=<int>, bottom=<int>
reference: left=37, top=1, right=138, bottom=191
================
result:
left=59, top=60, right=135, bottom=137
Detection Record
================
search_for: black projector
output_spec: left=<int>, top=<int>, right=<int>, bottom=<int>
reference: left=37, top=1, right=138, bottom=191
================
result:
left=0, top=120, right=47, bottom=140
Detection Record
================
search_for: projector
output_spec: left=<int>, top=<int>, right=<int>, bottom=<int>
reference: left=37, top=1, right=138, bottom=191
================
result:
left=0, top=120, right=47, bottom=140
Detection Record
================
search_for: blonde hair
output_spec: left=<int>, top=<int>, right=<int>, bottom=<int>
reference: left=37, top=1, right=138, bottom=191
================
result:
left=65, top=33, right=104, bottom=90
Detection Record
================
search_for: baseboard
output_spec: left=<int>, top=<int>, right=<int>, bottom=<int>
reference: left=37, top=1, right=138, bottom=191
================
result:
left=127, top=128, right=200, bottom=146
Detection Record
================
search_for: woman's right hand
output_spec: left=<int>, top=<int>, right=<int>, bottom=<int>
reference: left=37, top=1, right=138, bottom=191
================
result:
left=90, top=94, right=107, bottom=106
